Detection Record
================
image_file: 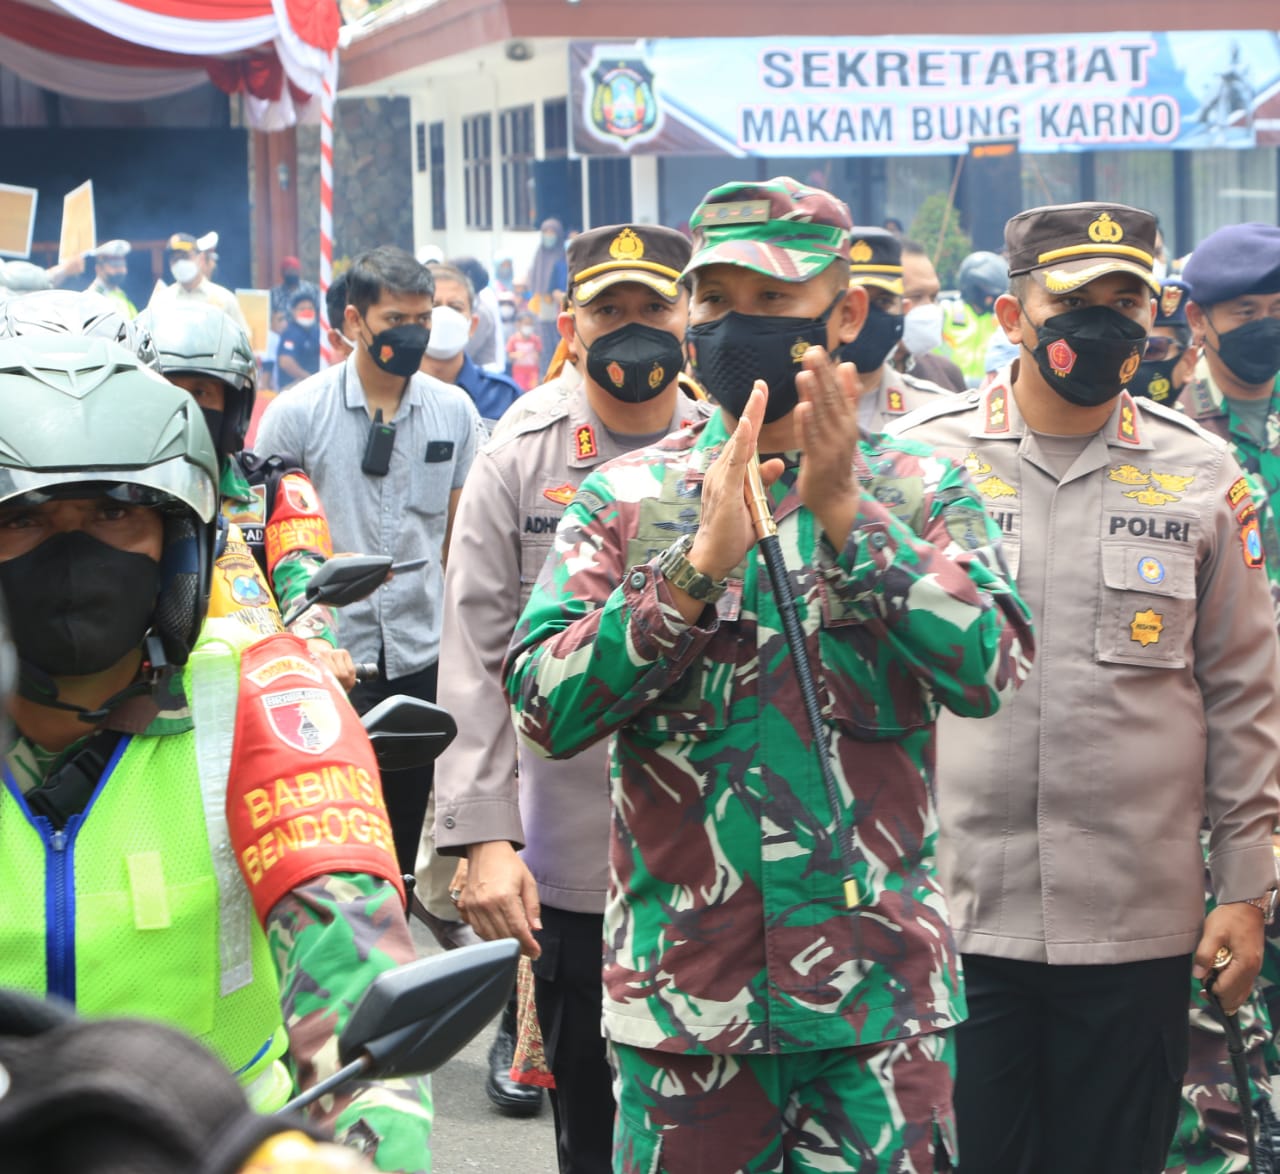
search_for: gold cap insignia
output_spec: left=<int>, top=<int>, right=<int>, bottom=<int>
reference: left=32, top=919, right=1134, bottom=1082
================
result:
left=609, top=228, right=645, bottom=262
left=850, top=239, right=873, bottom=263
left=1088, top=212, right=1124, bottom=245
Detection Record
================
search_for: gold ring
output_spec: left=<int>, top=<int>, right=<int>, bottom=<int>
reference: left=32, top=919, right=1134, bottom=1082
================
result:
left=1214, top=946, right=1233, bottom=969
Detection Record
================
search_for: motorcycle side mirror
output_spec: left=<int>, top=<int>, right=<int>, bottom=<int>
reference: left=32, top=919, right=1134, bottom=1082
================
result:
left=360, top=696, right=457, bottom=770
left=280, top=555, right=393, bottom=626
left=279, top=940, right=520, bottom=1114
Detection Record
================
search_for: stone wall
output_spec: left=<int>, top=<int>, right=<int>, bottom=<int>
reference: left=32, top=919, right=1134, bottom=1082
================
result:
left=296, top=95, right=413, bottom=282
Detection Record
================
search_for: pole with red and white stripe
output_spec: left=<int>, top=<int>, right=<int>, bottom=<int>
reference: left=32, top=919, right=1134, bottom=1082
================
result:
left=318, top=51, right=336, bottom=365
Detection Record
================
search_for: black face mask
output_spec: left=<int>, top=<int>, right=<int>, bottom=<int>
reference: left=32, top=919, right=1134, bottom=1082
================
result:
left=1211, top=317, right=1280, bottom=387
left=1129, top=356, right=1186, bottom=406
left=363, top=321, right=430, bottom=378
left=1024, top=304, right=1148, bottom=407
left=200, top=407, right=226, bottom=458
left=839, top=305, right=904, bottom=373
left=0, top=531, right=160, bottom=679
left=284, top=273, right=300, bottom=287
left=687, top=293, right=842, bottom=423
left=583, top=322, right=683, bottom=404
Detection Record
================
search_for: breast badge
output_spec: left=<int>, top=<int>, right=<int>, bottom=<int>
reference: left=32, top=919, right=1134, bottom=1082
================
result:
left=1130, top=608, right=1164, bottom=647
left=1138, top=556, right=1165, bottom=585
left=976, top=475, right=1017, bottom=500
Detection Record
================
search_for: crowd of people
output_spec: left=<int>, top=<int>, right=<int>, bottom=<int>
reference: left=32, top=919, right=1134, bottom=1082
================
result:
left=0, top=174, right=1279, bottom=1174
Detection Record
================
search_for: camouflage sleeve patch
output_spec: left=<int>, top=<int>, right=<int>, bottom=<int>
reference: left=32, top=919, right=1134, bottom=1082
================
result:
left=267, top=872, right=432, bottom=1171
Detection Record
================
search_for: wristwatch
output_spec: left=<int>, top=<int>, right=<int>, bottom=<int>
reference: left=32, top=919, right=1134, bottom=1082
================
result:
left=659, top=534, right=728, bottom=604
left=1242, top=888, right=1279, bottom=923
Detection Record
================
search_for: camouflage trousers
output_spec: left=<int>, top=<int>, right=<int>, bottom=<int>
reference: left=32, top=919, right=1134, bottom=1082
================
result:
left=1165, top=992, right=1272, bottom=1173
left=1166, top=862, right=1277, bottom=1174
left=610, top=1032, right=956, bottom=1174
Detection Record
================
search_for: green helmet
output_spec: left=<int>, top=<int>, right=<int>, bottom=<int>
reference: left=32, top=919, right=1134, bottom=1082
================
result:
left=0, top=335, right=218, bottom=667
left=135, top=302, right=255, bottom=457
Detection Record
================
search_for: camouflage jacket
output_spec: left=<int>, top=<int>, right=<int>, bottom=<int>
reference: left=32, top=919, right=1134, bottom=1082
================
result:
left=505, top=410, right=1034, bottom=1055
left=1181, top=355, right=1280, bottom=622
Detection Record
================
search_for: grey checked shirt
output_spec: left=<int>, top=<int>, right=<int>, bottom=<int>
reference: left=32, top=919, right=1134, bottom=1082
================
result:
left=256, top=354, right=481, bottom=678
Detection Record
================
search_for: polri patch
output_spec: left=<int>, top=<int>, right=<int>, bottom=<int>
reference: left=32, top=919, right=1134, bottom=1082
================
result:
left=1242, top=517, right=1265, bottom=569
left=543, top=482, right=576, bottom=506
left=1227, top=476, right=1253, bottom=511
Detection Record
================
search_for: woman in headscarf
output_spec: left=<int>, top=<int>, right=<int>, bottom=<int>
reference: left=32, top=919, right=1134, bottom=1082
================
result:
left=524, top=218, right=567, bottom=379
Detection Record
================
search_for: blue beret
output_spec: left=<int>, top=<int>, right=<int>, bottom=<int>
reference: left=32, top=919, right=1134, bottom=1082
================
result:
left=1155, top=279, right=1190, bottom=327
left=1183, top=223, right=1280, bottom=306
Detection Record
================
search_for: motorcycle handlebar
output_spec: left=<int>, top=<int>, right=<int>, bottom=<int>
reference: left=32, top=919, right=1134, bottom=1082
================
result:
left=354, top=662, right=379, bottom=683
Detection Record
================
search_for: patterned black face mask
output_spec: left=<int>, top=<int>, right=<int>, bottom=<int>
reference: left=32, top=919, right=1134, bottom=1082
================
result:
left=1023, top=304, right=1147, bottom=407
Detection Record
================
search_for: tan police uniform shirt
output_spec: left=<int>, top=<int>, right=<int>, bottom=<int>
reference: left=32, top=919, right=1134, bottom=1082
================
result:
left=892, top=369, right=1280, bottom=964
left=431, top=365, right=709, bottom=914
left=858, top=365, right=952, bottom=437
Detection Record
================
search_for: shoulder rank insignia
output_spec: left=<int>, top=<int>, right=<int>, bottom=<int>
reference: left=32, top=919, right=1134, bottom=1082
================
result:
left=1109, top=464, right=1149, bottom=486
left=575, top=424, right=598, bottom=460
left=886, top=387, right=905, bottom=414
left=976, top=474, right=1017, bottom=500
left=1117, top=396, right=1140, bottom=444
left=985, top=389, right=1009, bottom=433
left=543, top=483, right=576, bottom=506
left=1123, top=487, right=1180, bottom=506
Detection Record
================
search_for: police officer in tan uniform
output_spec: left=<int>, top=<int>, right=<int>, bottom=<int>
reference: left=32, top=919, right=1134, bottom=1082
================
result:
left=893, top=202, right=1280, bottom=1174
left=429, top=224, right=707, bottom=1172
left=840, top=227, right=951, bottom=434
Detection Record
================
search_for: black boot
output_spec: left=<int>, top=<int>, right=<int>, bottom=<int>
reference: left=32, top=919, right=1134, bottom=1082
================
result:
left=485, top=989, right=544, bottom=1118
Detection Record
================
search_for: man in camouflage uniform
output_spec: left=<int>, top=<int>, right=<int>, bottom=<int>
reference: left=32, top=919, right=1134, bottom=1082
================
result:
left=893, top=202, right=1280, bottom=1174
left=840, top=226, right=953, bottom=434
left=504, top=177, right=1034, bottom=1173
left=1165, top=224, right=1280, bottom=1173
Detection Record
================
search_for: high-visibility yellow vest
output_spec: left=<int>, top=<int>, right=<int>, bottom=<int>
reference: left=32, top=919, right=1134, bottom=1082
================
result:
left=0, top=620, right=291, bottom=1110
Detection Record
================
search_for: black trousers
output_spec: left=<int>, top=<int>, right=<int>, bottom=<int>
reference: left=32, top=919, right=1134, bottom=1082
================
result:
left=954, top=952, right=1192, bottom=1174
left=348, top=655, right=438, bottom=878
left=532, top=906, right=615, bottom=1174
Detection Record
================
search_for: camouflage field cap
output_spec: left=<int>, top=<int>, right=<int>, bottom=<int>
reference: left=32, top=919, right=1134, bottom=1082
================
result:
left=567, top=223, right=691, bottom=304
left=684, top=176, right=852, bottom=283
left=1006, top=201, right=1160, bottom=294
left=848, top=227, right=903, bottom=295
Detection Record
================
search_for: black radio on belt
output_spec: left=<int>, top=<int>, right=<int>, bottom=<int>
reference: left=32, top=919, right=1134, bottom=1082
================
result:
left=362, top=409, right=396, bottom=476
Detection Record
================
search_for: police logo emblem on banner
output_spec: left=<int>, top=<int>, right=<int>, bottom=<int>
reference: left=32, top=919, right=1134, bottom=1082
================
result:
left=589, top=57, right=660, bottom=144
left=261, top=687, right=342, bottom=756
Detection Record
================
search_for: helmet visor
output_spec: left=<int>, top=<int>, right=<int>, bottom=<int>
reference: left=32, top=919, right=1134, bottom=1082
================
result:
left=0, top=456, right=216, bottom=522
